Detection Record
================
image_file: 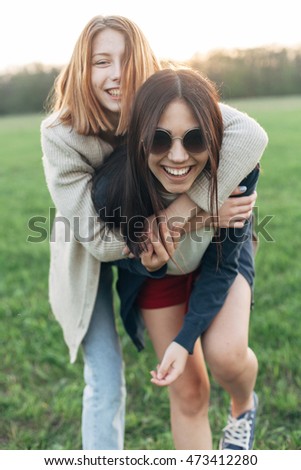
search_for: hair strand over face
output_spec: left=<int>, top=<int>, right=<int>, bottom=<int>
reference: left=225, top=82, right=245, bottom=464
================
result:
left=46, top=15, right=160, bottom=135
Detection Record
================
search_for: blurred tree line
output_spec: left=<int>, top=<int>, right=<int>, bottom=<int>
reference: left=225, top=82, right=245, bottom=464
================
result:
left=0, top=46, right=301, bottom=115
left=187, top=46, right=301, bottom=99
left=0, top=64, right=60, bottom=115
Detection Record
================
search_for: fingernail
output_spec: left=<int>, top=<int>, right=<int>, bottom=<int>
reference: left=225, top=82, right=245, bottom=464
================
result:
left=239, top=186, right=247, bottom=193
left=121, top=248, right=126, bottom=255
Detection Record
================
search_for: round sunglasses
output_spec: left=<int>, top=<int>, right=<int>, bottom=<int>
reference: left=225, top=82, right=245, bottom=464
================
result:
left=150, top=128, right=206, bottom=155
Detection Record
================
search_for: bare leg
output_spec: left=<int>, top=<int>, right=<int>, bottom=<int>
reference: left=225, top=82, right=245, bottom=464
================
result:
left=142, top=303, right=212, bottom=449
left=202, top=274, right=258, bottom=417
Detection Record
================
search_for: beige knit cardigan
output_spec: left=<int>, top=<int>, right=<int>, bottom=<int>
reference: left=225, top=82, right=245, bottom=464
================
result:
left=41, top=103, right=268, bottom=363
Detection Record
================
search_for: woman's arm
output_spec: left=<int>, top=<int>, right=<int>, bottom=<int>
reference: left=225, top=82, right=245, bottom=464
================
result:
left=151, top=221, right=255, bottom=387
left=41, top=117, right=125, bottom=262
left=151, top=166, right=260, bottom=386
left=163, top=187, right=256, bottom=236
left=174, top=166, right=260, bottom=353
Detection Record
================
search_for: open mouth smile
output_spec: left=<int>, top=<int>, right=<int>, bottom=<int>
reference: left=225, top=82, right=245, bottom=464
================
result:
left=163, top=166, right=192, bottom=177
left=107, top=88, right=121, bottom=97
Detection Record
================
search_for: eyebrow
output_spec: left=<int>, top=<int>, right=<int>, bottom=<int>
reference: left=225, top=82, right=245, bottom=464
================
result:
left=92, top=52, right=111, bottom=58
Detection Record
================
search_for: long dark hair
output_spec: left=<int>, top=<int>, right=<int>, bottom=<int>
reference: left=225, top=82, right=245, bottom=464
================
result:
left=92, top=145, right=127, bottom=229
left=125, top=68, right=223, bottom=254
left=92, top=68, right=223, bottom=255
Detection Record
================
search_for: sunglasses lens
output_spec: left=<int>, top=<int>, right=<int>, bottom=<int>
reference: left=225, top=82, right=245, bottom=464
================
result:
left=183, top=129, right=205, bottom=153
left=150, top=128, right=205, bottom=154
left=151, top=130, right=171, bottom=154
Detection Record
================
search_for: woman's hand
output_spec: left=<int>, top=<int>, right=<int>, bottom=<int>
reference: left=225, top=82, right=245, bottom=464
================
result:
left=217, top=189, right=257, bottom=228
left=140, top=220, right=176, bottom=272
left=146, top=213, right=183, bottom=245
left=150, top=342, right=189, bottom=387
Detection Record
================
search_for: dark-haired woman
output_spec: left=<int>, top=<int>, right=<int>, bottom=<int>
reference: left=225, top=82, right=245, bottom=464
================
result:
left=92, top=68, right=267, bottom=449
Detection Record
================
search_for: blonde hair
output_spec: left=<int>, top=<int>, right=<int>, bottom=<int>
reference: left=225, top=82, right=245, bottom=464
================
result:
left=48, top=16, right=160, bottom=135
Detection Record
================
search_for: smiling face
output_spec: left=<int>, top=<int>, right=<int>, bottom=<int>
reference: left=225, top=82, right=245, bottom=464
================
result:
left=148, top=99, right=209, bottom=194
left=91, top=28, right=125, bottom=116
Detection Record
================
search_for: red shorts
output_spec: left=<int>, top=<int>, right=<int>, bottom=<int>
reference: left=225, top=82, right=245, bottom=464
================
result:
left=137, top=271, right=198, bottom=310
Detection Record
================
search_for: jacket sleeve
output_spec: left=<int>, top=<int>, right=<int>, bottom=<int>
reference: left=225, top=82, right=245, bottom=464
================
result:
left=187, top=103, right=268, bottom=211
left=41, top=118, right=125, bottom=262
left=174, top=166, right=260, bottom=353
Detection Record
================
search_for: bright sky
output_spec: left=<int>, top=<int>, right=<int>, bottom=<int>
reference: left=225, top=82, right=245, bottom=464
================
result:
left=1, top=0, right=300, bottom=72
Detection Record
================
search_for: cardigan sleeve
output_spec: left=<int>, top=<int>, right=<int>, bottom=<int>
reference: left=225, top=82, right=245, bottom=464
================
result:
left=187, top=103, right=268, bottom=211
left=41, top=117, right=126, bottom=262
left=174, top=166, right=260, bottom=353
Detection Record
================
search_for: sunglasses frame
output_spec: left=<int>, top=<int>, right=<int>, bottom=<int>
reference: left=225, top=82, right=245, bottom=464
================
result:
left=150, top=127, right=206, bottom=155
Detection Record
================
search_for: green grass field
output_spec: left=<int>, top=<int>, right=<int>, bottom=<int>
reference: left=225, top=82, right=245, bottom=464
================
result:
left=0, top=96, right=300, bottom=450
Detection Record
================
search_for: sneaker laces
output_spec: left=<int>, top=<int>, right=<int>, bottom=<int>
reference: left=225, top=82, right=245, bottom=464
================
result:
left=222, top=415, right=251, bottom=449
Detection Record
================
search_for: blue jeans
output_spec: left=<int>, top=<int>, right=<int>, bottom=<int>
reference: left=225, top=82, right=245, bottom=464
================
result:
left=81, top=264, right=126, bottom=449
